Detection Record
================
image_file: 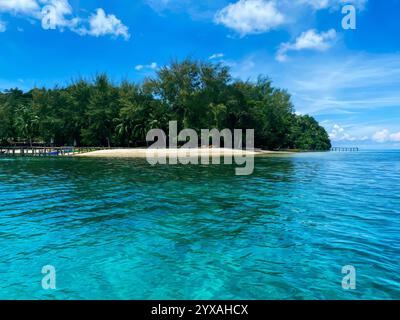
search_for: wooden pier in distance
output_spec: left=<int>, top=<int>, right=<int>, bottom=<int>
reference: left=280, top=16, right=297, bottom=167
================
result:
left=0, top=147, right=103, bottom=157
left=331, top=147, right=359, bottom=152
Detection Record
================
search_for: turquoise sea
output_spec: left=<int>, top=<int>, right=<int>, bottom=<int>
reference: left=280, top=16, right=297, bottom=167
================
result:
left=0, top=151, right=399, bottom=299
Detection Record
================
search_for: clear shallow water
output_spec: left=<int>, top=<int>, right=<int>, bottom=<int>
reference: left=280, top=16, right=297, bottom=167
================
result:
left=0, top=151, right=399, bottom=300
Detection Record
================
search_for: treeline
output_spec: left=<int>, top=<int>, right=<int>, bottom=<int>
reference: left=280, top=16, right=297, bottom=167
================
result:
left=0, top=60, right=331, bottom=150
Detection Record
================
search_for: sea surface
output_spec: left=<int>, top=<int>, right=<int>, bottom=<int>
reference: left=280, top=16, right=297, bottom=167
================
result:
left=0, top=151, right=399, bottom=299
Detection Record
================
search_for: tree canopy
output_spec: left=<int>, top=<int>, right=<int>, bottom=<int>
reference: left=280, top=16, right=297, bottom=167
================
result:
left=0, top=60, right=331, bottom=150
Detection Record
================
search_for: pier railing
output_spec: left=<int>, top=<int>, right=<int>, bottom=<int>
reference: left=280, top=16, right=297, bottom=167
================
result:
left=0, top=147, right=104, bottom=157
left=331, top=147, right=359, bottom=152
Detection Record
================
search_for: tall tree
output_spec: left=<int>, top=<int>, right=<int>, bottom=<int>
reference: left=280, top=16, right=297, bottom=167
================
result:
left=81, top=75, right=118, bottom=147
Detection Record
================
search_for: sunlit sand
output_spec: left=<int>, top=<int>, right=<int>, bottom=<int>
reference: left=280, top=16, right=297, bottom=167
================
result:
left=75, top=148, right=290, bottom=158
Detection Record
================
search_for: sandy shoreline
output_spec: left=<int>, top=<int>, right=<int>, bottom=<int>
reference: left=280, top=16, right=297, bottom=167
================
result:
left=75, top=148, right=291, bottom=158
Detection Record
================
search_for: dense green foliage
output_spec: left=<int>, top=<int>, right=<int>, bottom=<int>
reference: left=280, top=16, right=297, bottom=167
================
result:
left=0, top=60, right=331, bottom=150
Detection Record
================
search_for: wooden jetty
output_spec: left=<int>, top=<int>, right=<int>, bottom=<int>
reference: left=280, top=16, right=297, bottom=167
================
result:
left=330, top=147, right=359, bottom=152
left=0, top=147, right=103, bottom=157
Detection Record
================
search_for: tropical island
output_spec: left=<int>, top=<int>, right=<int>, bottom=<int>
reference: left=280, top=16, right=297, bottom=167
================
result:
left=0, top=60, right=331, bottom=152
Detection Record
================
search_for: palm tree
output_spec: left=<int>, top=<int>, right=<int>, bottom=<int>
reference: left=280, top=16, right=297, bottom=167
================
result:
left=14, top=104, right=39, bottom=147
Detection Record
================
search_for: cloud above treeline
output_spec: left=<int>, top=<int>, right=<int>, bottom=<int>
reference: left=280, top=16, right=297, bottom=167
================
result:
left=135, top=62, right=158, bottom=71
left=276, top=28, right=337, bottom=61
left=214, top=0, right=285, bottom=36
left=0, top=0, right=130, bottom=39
left=213, top=0, right=368, bottom=35
left=212, top=0, right=367, bottom=60
left=209, top=53, right=224, bottom=60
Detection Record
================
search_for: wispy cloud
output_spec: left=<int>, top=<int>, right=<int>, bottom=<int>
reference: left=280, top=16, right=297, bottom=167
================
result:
left=271, top=54, right=400, bottom=115
left=135, top=62, right=158, bottom=71
left=209, top=53, right=224, bottom=60
left=144, top=0, right=224, bottom=20
left=0, top=20, right=6, bottom=32
left=145, top=0, right=175, bottom=11
left=297, top=0, right=368, bottom=10
left=229, top=51, right=400, bottom=144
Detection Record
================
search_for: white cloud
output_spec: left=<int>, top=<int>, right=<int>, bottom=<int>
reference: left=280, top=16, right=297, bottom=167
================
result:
left=0, top=0, right=76, bottom=30
left=296, top=0, right=331, bottom=9
left=0, top=20, right=6, bottom=31
left=372, top=129, right=400, bottom=143
left=329, top=124, right=344, bottom=139
left=80, top=8, right=130, bottom=40
left=0, top=0, right=40, bottom=16
left=0, top=1, right=130, bottom=39
left=214, top=0, right=285, bottom=36
left=135, top=62, right=158, bottom=71
left=276, top=28, right=336, bottom=61
left=372, top=129, right=389, bottom=143
left=209, top=53, right=224, bottom=60
left=40, top=0, right=78, bottom=30
left=390, top=132, right=400, bottom=142
left=213, top=0, right=368, bottom=36
left=329, top=124, right=359, bottom=141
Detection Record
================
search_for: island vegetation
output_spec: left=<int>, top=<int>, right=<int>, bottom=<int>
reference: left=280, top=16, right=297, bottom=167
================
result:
left=0, top=60, right=331, bottom=151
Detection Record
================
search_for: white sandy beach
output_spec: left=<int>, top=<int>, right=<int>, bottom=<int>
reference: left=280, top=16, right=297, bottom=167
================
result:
left=75, top=148, right=290, bottom=158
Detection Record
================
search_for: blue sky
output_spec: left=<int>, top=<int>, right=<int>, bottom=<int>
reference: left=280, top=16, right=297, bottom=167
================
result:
left=1, top=0, right=400, bottom=148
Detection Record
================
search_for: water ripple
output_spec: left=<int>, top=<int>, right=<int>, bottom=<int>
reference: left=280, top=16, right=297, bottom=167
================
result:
left=0, top=152, right=399, bottom=299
